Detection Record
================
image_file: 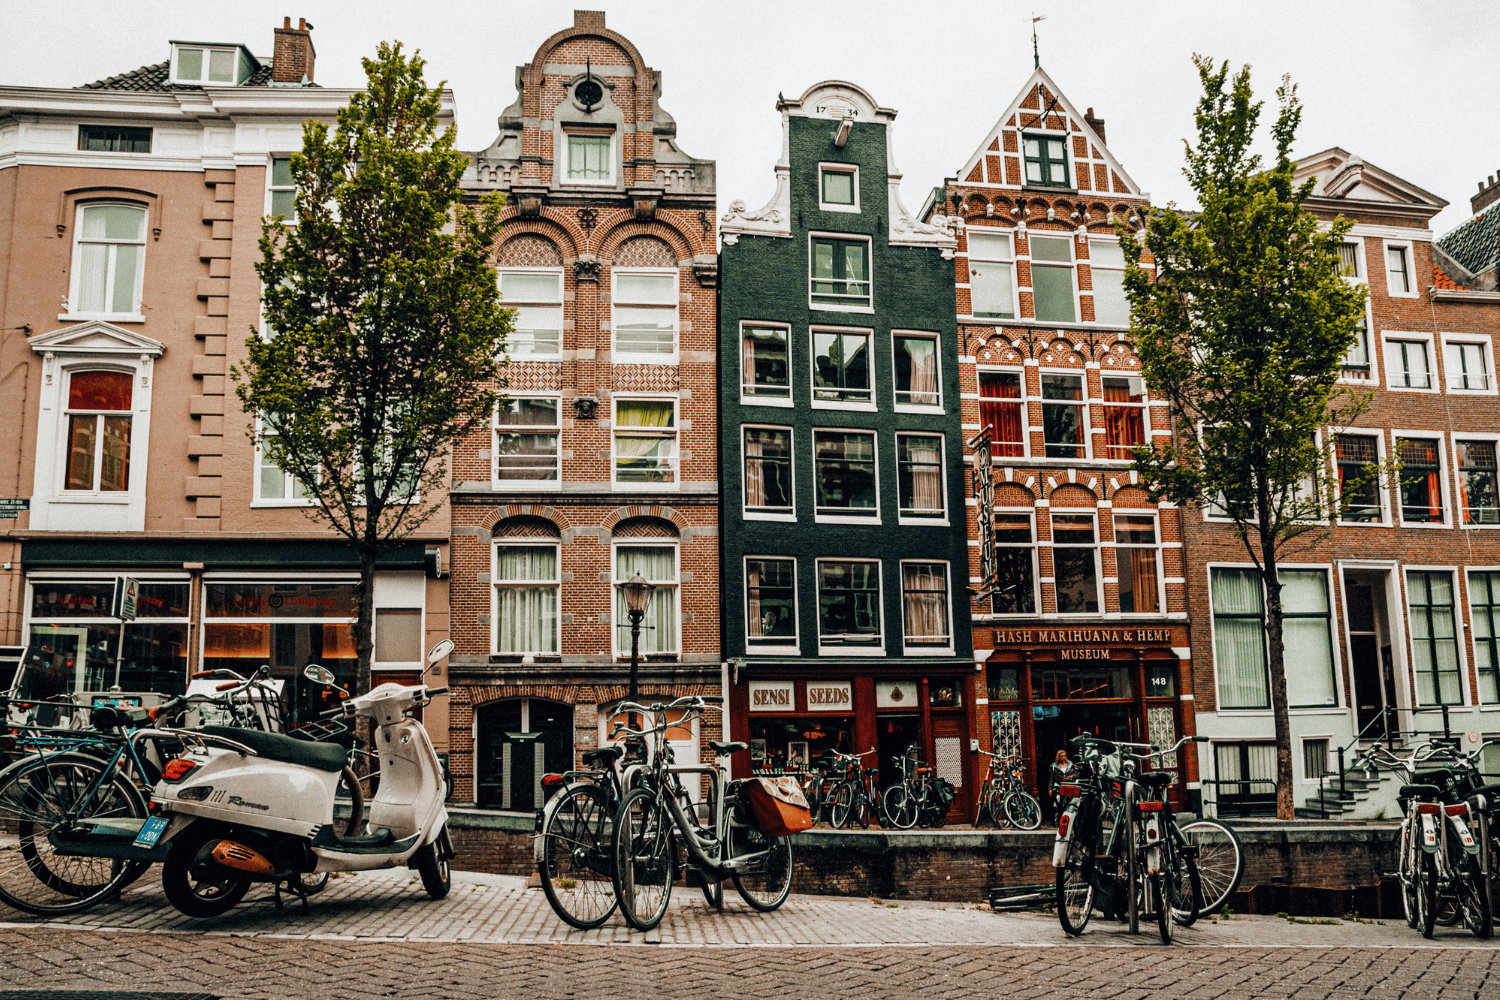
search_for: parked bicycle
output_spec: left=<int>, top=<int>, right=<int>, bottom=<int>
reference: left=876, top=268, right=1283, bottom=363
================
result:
left=827, top=751, right=884, bottom=830
left=609, top=695, right=799, bottom=930
left=974, top=750, right=1042, bottom=830
left=1356, top=739, right=1495, bottom=939
left=881, top=745, right=954, bottom=829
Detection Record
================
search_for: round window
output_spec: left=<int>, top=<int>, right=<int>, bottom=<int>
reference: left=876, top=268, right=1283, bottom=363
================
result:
left=575, top=79, right=603, bottom=108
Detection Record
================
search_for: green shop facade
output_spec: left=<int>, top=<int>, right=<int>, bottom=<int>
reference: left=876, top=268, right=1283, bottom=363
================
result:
left=719, top=82, right=976, bottom=818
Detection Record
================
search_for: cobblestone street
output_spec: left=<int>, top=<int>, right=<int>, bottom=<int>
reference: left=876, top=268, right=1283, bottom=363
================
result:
left=0, top=871, right=1496, bottom=998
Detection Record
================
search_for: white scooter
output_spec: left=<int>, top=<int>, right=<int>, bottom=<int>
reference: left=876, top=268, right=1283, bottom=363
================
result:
left=141, top=642, right=456, bottom=918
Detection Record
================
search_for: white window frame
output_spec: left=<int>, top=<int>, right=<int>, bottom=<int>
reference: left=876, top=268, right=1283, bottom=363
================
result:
left=1440, top=332, right=1496, bottom=396
left=1452, top=432, right=1500, bottom=528
left=892, top=330, right=943, bottom=413
left=977, top=367, right=1030, bottom=459
left=818, top=162, right=860, bottom=213
left=988, top=507, right=1040, bottom=618
left=1394, top=429, right=1451, bottom=529
left=809, top=325, right=876, bottom=411
left=1338, top=301, right=1380, bottom=387
left=252, top=416, right=315, bottom=507
left=1050, top=509, right=1101, bottom=616
left=491, top=540, right=561, bottom=658
left=499, top=268, right=565, bottom=359
left=170, top=44, right=244, bottom=85
left=563, top=130, right=615, bottom=187
left=900, top=559, right=954, bottom=656
left=742, top=424, right=795, bottom=521
left=1039, top=368, right=1090, bottom=460
left=815, top=557, right=885, bottom=656
left=610, top=542, right=680, bottom=658
left=1099, top=373, right=1149, bottom=463
left=493, top=395, right=562, bottom=488
left=1401, top=565, right=1469, bottom=708
left=1383, top=239, right=1417, bottom=299
left=1111, top=509, right=1166, bottom=617
left=1382, top=330, right=1437, bottom=392
left=1021, top=131, right=1073, bottom=189
left=739, top=321, right=794, bottom=407
left=1025, top=231, right=1079, bottom=325
left=744, top=555, right=799, bottom=654
left=1463, top=566, right=1500, bottom=705
left=1086, top=237, right=1130, bottom=327
left=1299, top=734, right=1334, bottom=785
left=1338, top=238, right=1366, bottom=280
left=895, top=431, right=947, bottom=526
left=807, top=232, right=874, bottom=314
left=57, top=368, right=135, bottom=497
left=1335, top=239, right=1379, bottom=386
left=611, top=267, right=679, bottom=364
left=266, top=156, right=295, bottom=223
left=611, top=395, right=678, bottom=491
left=65, top=202, right=147, bottom=322
left=812, top=427, right=880, bottom=524
left=965, top=229, right=1019, bottom=321
left=1332, top=429, right=1390, bottom=526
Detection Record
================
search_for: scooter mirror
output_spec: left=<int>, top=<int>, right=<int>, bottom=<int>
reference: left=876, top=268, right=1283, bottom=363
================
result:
left=426, top=639, right=454, bottom=667
left=303, top=663, right=337, bottom=685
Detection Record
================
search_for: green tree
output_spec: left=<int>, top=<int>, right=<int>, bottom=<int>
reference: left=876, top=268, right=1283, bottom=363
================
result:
left=234, top=42, right=511, bottom=697
left=1124, top=58, right=1371, bottom=820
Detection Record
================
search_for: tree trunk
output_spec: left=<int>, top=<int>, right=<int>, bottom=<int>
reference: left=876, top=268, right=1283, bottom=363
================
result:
left=1257, top=514, right=1296, bottom=821
left=355, top=547, right=377, bottom=698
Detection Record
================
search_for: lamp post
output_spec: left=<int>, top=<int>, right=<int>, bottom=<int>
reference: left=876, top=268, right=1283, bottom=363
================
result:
left=620, top=572, right=655, bottom=724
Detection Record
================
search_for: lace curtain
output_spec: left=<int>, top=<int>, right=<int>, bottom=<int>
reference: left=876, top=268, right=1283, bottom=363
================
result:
left=494, top=547, right=558, bottom=654
left=616, top=546, right=677, bottom=654
left=903, top=563, right=948, bottom=643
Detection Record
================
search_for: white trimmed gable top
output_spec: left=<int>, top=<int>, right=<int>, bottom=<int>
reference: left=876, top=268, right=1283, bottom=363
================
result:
left=1295, top=148, right=1448, bottom=211
left=954, top=67, right=1144, bottom=199
left=30, top=320, right=166, bottom=358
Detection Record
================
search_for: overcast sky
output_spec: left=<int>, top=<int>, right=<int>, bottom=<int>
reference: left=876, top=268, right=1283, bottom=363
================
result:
left=3, top=0, right=1495, bottom=236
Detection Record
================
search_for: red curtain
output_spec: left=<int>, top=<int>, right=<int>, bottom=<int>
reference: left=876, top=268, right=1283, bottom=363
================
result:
left=1102, top=381, right=1144, bottom=460
left=980, top=375, right=1024, bottom=458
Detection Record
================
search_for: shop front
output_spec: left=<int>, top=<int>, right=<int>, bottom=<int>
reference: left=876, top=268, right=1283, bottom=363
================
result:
left=982, top=625, right=1198, bottom=810
left=729, top=662, right=977, bottom=820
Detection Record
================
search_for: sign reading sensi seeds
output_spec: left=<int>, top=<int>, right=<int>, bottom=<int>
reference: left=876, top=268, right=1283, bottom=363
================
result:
left=749, top=681, right=794, bottom=712
left=805, top=681, right=852, bottom=711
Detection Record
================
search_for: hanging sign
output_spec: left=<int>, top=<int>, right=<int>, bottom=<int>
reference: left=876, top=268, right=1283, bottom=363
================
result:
left=805, top=681, right=852, bottom=712
left=876, top=681, right=918, bottom=709
left=111, top=576, right=140, bottom=622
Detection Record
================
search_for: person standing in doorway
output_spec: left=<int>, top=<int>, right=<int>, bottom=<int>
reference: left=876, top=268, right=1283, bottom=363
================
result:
left=1049, top=749, right=1077, bottom=826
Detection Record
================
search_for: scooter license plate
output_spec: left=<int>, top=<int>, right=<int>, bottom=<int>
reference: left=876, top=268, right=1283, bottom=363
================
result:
left=133, top=815, right=169, bottom=848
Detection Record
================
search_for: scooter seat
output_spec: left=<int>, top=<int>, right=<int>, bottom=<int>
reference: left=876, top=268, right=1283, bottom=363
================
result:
left=201, top=726, right=348, bottom=773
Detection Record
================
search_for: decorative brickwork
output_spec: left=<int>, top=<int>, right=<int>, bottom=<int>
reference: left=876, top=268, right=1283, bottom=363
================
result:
left=506, top=361, right=563, bottom=391
left=612, top=235, right=678, bottom=267
left=610, top=362, right=679, bottom=392
left=496, top=234, right=564, bottom=267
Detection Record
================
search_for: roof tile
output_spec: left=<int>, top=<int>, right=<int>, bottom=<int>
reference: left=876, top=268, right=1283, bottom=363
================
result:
left=1436, top=209, right=1499, bottom=277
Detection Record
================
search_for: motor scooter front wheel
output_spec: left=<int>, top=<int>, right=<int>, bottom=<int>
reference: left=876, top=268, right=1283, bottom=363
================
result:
left=160, top=824, right=251, bottom=918
left=413, top=830, right=451, bottom=899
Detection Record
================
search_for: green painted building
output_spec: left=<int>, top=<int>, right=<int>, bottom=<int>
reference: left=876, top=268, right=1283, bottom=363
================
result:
left=718, top=81, right=977, bottom=814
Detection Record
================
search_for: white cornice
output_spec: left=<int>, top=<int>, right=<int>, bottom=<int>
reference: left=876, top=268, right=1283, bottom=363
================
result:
left=1431, top=288, right=1500, bottom=304
left=30, top=320, right=166, bottom=357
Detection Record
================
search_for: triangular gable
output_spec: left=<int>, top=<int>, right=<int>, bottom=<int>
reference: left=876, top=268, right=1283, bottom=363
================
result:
left=30, top=320, right=166, bottom=357
left=953, top=67, right=1144, bottom=198
left=1295, top=147, right=1449, bottom=210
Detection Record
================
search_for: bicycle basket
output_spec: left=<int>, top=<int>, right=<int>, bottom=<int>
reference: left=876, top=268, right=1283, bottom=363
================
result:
left=743, top=775, right=813, bottom=837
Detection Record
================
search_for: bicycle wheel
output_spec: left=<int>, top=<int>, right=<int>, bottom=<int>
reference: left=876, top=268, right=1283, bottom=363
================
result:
left=1003, top=790, right=1042, bottom=830
left=1415, top=849, right=1437, bottom=939
left=1168, top=847, right=1203, bottom=928
left=611, top=787, right=675, bottom=931
left=1179, top=819, right=1243, bottom=916
left=1458, top=854, right=1493, bottom=939
left=729, top=823, right=793, bottom=912
left=828, top=781, right=854, bottom=830
left=883, top=785, right=917, bottom=830
left=802, top=777, right=823, bottom=827
left=1126, top=832, right=1141, bottom=935
left=538, top=782, right=617, bottom=930
left=0, top=753, right=148, bottom=916
left=1056, top=835, right=1095, bottom=936
left=857, top=785, right=874, bottom=829
left=1394, top=819, right=1419, bottom=929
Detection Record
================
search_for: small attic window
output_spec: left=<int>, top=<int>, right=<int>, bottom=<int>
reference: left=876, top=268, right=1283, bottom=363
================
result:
left=172, top=44, right=252, bottom=85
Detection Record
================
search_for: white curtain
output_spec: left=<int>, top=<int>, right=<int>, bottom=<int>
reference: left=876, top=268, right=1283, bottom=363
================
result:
left=1281, top=571, right=1336, bottom=707
left=616, top=546, right=677, bottom=655
left=904, top=339, right=938, bottom=405
left=903, top=563, right=948, bottom=643
left=495, top=547, right=557, bottom=654
left=908, top=439, right=942, bottom=511
left=1212, top=569, right=1269, bottom=709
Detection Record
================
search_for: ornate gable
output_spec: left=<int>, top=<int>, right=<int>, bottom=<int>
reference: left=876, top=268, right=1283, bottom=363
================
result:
left=29, top=320, right=166, bottom=357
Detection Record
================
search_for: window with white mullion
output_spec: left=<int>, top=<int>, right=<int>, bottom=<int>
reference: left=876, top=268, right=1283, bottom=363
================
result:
left=500, top=270, right=564, bottom=357
left=70, top=203, right=146, bottom=317
left=494, top=398, right=561, bottom=484
left=614, top=545, right=679, bottom=656
left=967, top=231, right=1016, bottom=319
left=1087, top=238, right=1129, bottom=325
left=493, top=543, right=559, bottom=655
left=612, top=269, right=678, bottom=358
left=255, top=417, right=313, bottom=503
left=1028, top=235, right=1076, bottom=323
left=1444, top=341, right=1490, bottom=391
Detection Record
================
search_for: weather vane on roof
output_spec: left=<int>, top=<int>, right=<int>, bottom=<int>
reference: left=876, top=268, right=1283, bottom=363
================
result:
left=1032, top=13, right=1045, bottom=69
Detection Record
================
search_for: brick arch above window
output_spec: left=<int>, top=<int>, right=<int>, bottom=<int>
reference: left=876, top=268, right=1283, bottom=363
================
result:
left=492, top=514, right=561, bottom=538
left=496, top=233, right=564, bottom=268
left=611, top=235, right=678, bottom=268
left=611, top=516, right=679, bottom=538
left=995, top=483, right=1036, bottom=506
left=480, top=503, right=571, bottom=532
left=1049, top=484, right=1100, bottom=508
left=1111, top=485, right=1156, bottom=509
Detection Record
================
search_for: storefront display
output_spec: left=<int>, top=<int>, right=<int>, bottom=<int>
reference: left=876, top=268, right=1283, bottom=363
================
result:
left=26, top=578, right=189, bottom=695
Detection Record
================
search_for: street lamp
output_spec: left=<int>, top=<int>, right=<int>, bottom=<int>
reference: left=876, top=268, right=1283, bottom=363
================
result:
left=620, top=572, right=655, bottom=723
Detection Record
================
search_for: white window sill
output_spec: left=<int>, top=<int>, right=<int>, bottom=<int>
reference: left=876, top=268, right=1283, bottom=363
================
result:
left=740, top=394, right=795, bottom=408
left=810, top=398, right=876, bottom=411
left=894, top=404, right=945, bottom=415
left=492, top=479, right=562, bottom=490
left=250, top=500, right=318, bottom=508
left=506, top=352, right=564, bottom=363
left=898, top=515, right=949, bottom=527
left=1387, top=290, right=1420, bottom=299
left=60, top=312, right=144, bottom=324
left=613, top=481, right=680, bottom=491
left=1387, top=385, right=1438, bottom=393
left=51, top=495, right=133, bottom=504
left=1337, top=519, right=1392, bottom=527
left=1445, top=387, right=1499, bottom=397
left=562, top=178, right=617, bottom=188
left=902, top=646, right=956, bottom=657
left=1398, top=520, right=1453, bottom=529
left=817, top=646, right=886, bottom=657
left=815, top=513, right=881, bottom=524
left=746, top=644, right=801, bottom=655
left=809, top=303, right=875, bottom=314
left=1460, top=522, right=1500, bottom=529
left=611, top=353, right=679, bottom=366
left=744, top=511, right=797, bottom=522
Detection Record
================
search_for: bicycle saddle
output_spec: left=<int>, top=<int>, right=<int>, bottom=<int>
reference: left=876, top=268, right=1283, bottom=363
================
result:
left=709, top=740, right=748, bottom=757
left=1399, top=783, right=1441, bottom=800
left=89, top=705, right=152, bottom=730
left=1136, top=771, right=1173, bottom=789
left=1470, top=783, right=1500, bottom=802
left=582, top=745, right=624, bottom=766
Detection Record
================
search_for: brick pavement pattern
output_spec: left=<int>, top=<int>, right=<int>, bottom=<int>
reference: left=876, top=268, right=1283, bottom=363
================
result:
left=1, top=872, right=1497, bottom=998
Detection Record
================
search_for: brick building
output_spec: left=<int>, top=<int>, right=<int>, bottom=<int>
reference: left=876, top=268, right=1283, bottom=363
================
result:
left=1184, top=149, right=1500, bottom=818
left=444, top=11, right=720, bottom=809
left=925, top=69, right=1199, bottom=810
left=718, top=80, right=975, bottom=816
left=0, top=20, right=452, bottom=741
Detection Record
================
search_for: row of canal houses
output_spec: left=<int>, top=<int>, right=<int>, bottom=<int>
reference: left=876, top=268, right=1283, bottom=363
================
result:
left=2, top=11, right=1498, bottom=820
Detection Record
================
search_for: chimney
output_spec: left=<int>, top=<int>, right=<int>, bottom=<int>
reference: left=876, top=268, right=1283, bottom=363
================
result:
left=1084, top=107, right=1106, bottom=147
left=1474, top=170, right=1500, bottom=216
left=574, top=10, right=607, bottom=31
left=272, top=16, right=316, bottom=84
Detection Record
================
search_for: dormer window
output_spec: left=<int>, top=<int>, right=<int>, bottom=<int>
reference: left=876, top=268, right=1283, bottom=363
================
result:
left=564, top=130, right=613, bottom=185
left=172, top=44, right=252, bottom=85
left=1023, top=133, right=1070, bottom=188
left=819, top=164, right=859, bottom=212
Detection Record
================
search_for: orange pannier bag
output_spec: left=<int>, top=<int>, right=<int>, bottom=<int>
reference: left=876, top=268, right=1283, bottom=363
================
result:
left=743, top=775, right=813, bottom=837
